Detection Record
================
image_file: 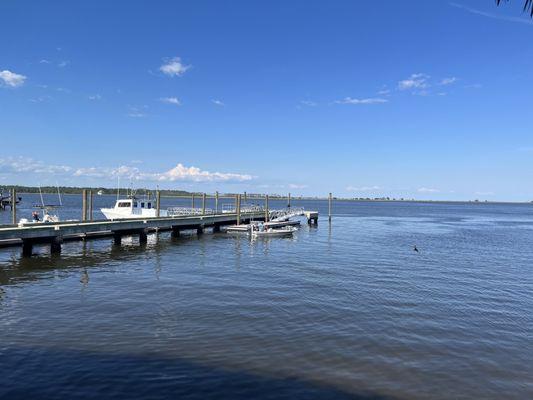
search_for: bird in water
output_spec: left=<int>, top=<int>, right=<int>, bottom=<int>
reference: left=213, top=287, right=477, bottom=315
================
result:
left=413, top=245, right=419, bottom=253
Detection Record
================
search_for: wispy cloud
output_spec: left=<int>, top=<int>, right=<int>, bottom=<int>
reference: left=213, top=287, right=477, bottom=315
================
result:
left=127, top=105, right=148, bottom=118
left=440, top=77, right=457, bottom=85
left=475, top=191, right=495, bottom=196
left=211, top=99, right=225, bottom=106
left=58, top=60, right=69, bottom=68
left=1, top=157, right=254, bottom=183
left=288, top=183, right=308, bottom=189
left=335, top=97, right=388, bottom=105
left=398, top=73, right=429, bottom=91
left=39, top=59, right=50, bottom=64
left=450, top=2, right=533, bottom=25
left=0, top=70, right=27, bottom=87
left=300, top=100, right=317, bottom=107
left=160, top=97, right=181, bottom=106
left=0, top=157, right=72, bottom=174
left=88, top=94, right=102, bottom=101
left=160, top=56, right=191, bottom=77
left=417, top=187, right=440, bottom=193
left=346, top=185, right=381, bottom=192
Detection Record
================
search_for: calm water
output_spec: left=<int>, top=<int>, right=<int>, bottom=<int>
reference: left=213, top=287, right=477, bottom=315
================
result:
left=1, top=195, right=532, bottom=399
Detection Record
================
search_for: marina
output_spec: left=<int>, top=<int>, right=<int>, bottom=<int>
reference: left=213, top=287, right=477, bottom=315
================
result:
left=0, top=190, right=319, bottom=257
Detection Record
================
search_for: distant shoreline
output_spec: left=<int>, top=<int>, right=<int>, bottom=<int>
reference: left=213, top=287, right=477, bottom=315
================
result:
left=2, top=185, right=531, bottom=205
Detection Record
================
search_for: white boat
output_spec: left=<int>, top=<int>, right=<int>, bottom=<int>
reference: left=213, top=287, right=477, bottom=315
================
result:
left=101, top=197, right=167, bottom=220
left=97, top=190, right=103, bottom=196
left=251, top=224, right=297, bottom=238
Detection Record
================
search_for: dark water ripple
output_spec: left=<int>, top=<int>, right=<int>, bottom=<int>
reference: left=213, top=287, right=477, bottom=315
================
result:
left=1, top=196, right=533, bottom=399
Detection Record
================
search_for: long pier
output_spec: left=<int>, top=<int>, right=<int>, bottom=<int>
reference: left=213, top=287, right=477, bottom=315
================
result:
left=0, top=211, right=267, bottom=257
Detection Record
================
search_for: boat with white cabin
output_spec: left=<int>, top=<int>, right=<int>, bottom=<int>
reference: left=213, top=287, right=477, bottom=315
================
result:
left=100, top=197, right=168, bottom=220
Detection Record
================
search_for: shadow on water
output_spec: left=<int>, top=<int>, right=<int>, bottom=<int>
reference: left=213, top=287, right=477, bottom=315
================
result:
left=0, top=346, right=398, bottom=400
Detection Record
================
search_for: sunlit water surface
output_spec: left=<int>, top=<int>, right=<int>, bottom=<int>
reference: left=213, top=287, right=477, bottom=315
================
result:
left=0, top=195, right=532, bottom=399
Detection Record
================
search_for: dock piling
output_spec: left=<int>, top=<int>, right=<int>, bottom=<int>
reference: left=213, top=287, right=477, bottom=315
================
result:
left=202, top=193, right=206, bottom=215
left=288, top=192, right=291, bottom=208
left=236, top=194, right=241, bottom=225
left=82, top=189, right=87, bottom=222
left=265, top=194, right=269, bottom=222
left=11, top=188, right=16, bottom=225
left=328, top=193, right=332, bottom=222
left=156, top=190, right=161, bottom=218
left=215, top=191, right=219, bottom=214
left=89, top=190, right=94, bottom=221
left=191, top=193, right=195, bottom=209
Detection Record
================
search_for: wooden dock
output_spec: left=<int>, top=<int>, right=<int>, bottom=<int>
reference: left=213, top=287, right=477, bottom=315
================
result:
left=0, top=211, right=267, bottom=257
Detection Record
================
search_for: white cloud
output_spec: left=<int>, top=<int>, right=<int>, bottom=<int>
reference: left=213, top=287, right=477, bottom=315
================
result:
left=417, top=187, right=440, bottom=193
left=212, top=99, right=225, bottom=106
left=58, top=60, right=69, bottom=68
left=160, top=97, right=181, bottom=106
left=127, top=105, right=148, bottom=118
left=0, top=70, right=27, bottom=87
left=440, top=77, right=457, bottom=85
left=300, top=100, right=317, bottom=106
left=377, top=89, right=391, bottom=96
left=398, top=73, right=430, bottom=91
left=39, top=59, right=50, bottom=64
left=346, top=185, right=381, bottom=192
left=335, top=97, right=388, bottom=105
left=475, top=191, right=495, bottom=196
left=0, top=157, right=72, bottom=174
left=88, top=94, right=102, bottom=101
left=73, top=163, right=253, bottom=183
left=160, top=56, right=191, bottom=77
left=144, top=164, right=253, bottom=182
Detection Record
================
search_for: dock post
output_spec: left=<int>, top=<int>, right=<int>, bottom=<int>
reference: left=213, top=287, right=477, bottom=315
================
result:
left=82, top=189, right=87, bottom=221
left=265, top=194, right=269, bottom=222
left=191, top=193, right=195, bottom=209
left=213, top=224, right=221, bottom=233
left=113, top=232, right=122, bottom=246
left=328, top=192, right=332, bottom=222
left=197, top=226, right=204, bottom=235
left=50, top=236, right=62, bottom=254
left=11, top=188, right=16, bottom=225
left=236, top=194, right=241, bottom=225
left=171, top=226, right=180, bottom=238
left=215, top=191, right=219, bottom=214
left=288, top=192, right=291, bottom=208
left=202, top=193, right=206, bottom=215
left=89, top=190, right=94, bottom=221
left=139, top=229, right=148, bottom=244
left=244, top=191, right=247, bottom=203
left=156, top=190, right=161, bottom=217
left=22, top=240, right=33, bottom=257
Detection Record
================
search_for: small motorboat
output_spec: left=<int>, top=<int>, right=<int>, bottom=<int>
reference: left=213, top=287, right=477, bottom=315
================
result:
left=251, top=224, right=297, bottom=238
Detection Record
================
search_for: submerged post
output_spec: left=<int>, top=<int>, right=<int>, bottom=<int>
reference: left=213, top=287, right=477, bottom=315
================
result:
left=156, top=190, right=161, bottom=217
left=89, top=190, right=94, bottom=221
left=215, top=191, right=219, bottom=214
left=328, top=192, right=332, bottom=222
left=11, top=188, right=16, bottom=225
left=236, top=194, right=241, bottom=225
left=82, top=189, right=87, bottom=222
left=265, top=194, right=269, bottom=222
left=202, top=193, right=206, bottom=215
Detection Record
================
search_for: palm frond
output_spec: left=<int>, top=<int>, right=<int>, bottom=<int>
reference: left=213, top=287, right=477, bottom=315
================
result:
left=496, top=0, right=533, bottom=17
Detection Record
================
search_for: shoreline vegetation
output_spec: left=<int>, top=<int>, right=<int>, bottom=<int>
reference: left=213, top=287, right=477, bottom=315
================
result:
left=0, top=185, right=531, bottom=204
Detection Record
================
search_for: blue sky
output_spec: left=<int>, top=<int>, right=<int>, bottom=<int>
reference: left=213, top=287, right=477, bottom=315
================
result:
left=1, top=0, right=532, bottom=200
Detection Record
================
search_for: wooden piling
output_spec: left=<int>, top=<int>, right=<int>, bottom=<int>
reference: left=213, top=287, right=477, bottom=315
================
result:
left=11, top=188, right=16, bottom=225
left=156, top=190, right=161, bottom=218
left=82, top=189, right=87, bottom=222
left=265, top=194, right=269, bottom=222
left=288, top=192, right=291, bottom=208
left=191, top=193, right=195, bottom=209
left=89, top=190, right=94, bottom=221
left=215, top=191, right=219, bottom=214
left=236, top=194, right=241, bottom=225
left=244, top=191, right=247, bottom=203
left=202, top=193, right=206, bottom=215
left=328, top=192, right=332, bottom=222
